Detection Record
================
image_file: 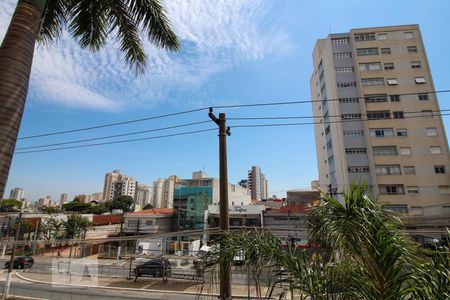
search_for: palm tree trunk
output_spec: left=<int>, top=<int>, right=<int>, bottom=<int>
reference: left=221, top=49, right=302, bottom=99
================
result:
left=0, top=0, right=46, bottom=197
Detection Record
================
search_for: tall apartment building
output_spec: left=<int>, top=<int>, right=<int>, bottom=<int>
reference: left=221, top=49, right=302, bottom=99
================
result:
left=9, top=187, right=24, bottom=200
left=152, top=175, right=180, bottom=208
left=248, top=166, right=269, bottom=200
left=59, top=193, right=68, bottom=206
left=102, top=170, right=137, bottom=201
left=311, top=25, right=450, bottom=217
left=136, top=184, right=152, bottom=207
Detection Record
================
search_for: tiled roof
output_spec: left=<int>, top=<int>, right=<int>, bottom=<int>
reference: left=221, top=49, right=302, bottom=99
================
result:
left=128, top=208, right=173, bottom=216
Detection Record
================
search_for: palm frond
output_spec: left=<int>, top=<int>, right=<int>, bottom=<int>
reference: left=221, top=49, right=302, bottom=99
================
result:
left=37, top=0, right=68, bottom=45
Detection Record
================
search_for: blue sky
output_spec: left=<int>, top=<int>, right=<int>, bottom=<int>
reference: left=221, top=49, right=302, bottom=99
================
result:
left=1, top=0, right=450, bottom=202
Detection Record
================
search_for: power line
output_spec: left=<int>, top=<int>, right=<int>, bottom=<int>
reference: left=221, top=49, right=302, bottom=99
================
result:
left=14, top=128, right=216, bottom=154
left=212, top=89, right=450, bottom=109
left=230, top=112, right=450, bottom=129
left=17, top=107, right=208, bottom=140
left=13, top=112, right=450, bottom=155
left=16, top=120, right=212, bottom=150
left=228, top=109, right=450, bottom=121
left=17, top=89, right=450, bottom=140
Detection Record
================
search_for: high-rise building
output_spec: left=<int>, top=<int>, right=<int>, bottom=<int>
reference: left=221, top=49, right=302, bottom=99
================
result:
left=59, top=193, right=68, bottom=206
left=102, top=170, right=137, bottom=201
left=247, top=166, right=269, bottom=200
left=311, top=25, right=450, bottom=216
left=9, top=187, right=24, bottom=200
left=152, top=175, right=180, bottom=208
left=136, top=184, right=152, bottom=207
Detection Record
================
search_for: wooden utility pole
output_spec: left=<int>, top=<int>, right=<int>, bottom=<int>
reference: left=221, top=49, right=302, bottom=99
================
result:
left=208, top=108, right=231, bottom=300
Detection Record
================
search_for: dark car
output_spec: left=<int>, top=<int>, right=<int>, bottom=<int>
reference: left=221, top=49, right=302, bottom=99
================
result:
left=133, top=259, right=171, bottom=281
left=5, top=256, right=34, bottom=269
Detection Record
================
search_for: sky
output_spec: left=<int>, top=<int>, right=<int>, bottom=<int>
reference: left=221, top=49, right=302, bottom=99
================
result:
left=1, top=0, right=450, bottom=202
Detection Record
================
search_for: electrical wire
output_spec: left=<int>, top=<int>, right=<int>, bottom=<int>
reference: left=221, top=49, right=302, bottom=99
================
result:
left=17, top=107, right=208, bottom=140
left=17, top=89, right=450, bottom=140
left=16, top=120, right=212, bottom=150
left=14, top=128, right=216, bottom=154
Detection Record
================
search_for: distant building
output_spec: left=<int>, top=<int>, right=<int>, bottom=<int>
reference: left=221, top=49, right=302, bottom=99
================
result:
left=9, top=188, right=24, bottom=200
left=37, top=196, right=52, bottom=209
left=286, top=189, right=320, bottom=205
left=135, top=184, right=152, bottom=209
left=123, top=208, right=173, bottom=235
left=248, top=166, right=269, bottom=200
left=59, top=193, right=68, bottom=206
left=103, top=170, right=137, bottom=201
left=87, top=192, right=104, bottom=203
left=237, top=179, right=248, bottom=189
left=152, top=176, right=180, bottom=208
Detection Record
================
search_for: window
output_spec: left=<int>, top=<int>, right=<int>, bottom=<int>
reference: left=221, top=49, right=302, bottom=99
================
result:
left=404, top=32, right=414, bottom=39
left=339, top=98, right=359, bottom=103
left=390, top=95, right=400, bottom=102
left=381, top=48, right=391, bottom=55
left=337, top=82, right=357, bottom=88
left=369, top=128, right=394, bottom=137
left=399, top=147, right=412, bottom=155
left=344, top=130, right=364, bottom=136
left=365, top=94, right=388, bottom=103
left=358, top=62, right=382, bottom=71
left=362, top=78, right=385, bottom=86
left=345, top=148, right=367, bottom=154
left=348, top=166, right=370, bottom=173
left=128, top=220, right=138, bottom=227
left=376, top=165, right=401, bottom=175
left=411, top=61, right=421, bottom=69
left=332, top=38, right=349, bottom=44
left=367, top=110, right=390, bottom=119
left=434, top=165, right=446, bottom=174
left=333, top=52, right=352, bottom=59
left=407, top=46, right=418, bottom=53
left=407, top=186, right=419, bottom=195
left=393, top=111, right=404, bottom=119
left=387, top=78, right=399, bottom=85
left=373, top=146, right=398, bottom=156
left=426, top=127, right=437, bottom=136
left=354, top=33, right=376, bottom=41
left=341, top=113, right=362, bottom=120
left=335, top=67, right=354, bottom=72
left=415, top=77, right=426, bottom=84
left=384, top=63, right=394, bottom=70
left=397, top=129, right=408, bottom=137
left=439, top=186, right=450, bottom=194
left=418, top=93, right=429, bottom=101
left=377, top=33, right=388, bottom=40
left=357, top=48, right=379, bottom=56
left=145, top=220, right=153, bottom=226
left=379, top=185, right=404, bottom=195
left=404, top=166, right=416, bottom=175
left=430, top=146, right=442, bottom=154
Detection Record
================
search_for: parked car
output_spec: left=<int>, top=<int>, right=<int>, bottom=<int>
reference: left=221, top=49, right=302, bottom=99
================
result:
left=5, top=256, right=34, bottom=269
left=233, top=250, right=245, bottom=266
left=133, top=258, right=171, bottom=281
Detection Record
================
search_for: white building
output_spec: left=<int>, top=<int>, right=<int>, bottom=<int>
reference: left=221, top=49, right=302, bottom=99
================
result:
left=135, top=184, right=152, bottom=210
left=103, top=170, right=137, bottom=201
left=248, top=166, right=269, bottom=200
left=9, top=188, right=24, bottom=200
left=152, top=176, right=180, bottom=208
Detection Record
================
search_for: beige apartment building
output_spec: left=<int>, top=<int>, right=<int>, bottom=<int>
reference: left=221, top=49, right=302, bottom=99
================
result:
left=311, top=25, right=450, bottom=217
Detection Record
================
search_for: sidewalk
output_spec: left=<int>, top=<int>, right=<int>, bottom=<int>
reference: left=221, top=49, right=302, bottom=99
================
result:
left=15, top=272, right=269, bottom=298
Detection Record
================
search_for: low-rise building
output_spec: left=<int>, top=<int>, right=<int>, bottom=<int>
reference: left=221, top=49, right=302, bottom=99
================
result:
left=123, top=208, right=173, bottom=235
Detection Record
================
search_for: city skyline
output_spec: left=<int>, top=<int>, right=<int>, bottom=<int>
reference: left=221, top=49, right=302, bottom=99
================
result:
left=1, top=1, right=450, bottom=201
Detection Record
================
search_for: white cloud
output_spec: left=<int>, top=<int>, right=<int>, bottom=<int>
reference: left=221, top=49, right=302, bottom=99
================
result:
left=0, top=0, right=293, bottom=111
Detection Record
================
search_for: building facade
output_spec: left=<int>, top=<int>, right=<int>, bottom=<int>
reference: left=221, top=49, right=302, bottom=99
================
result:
left=311, top=25, right=450, bottom=216
left=135, top=184, right=152, bottom=209
left=9, top=188, right=24, bottom=200
left=152, top=175, right=180, bottom=208
left=247, top=166, right=269, bottom=200
left=59, top=193, right=68, bottom=206
left=102, top=170, right=137, bottom=201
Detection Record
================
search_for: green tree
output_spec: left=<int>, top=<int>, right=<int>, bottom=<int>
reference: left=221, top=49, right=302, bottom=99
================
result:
left=38, top=217, right=65, bottom=241
left=41, top=206, right=61, bottom=214
left=0, top=199, right=22, bottom=211
left=62, top=201, right=92, bottom=212
left=143, top=203, right=153, bottom=210
left=107, top=195, right=134, bottom=212
left=64, top=214, right=90, bottom=239
left=0, top=0, right=180, bottom=197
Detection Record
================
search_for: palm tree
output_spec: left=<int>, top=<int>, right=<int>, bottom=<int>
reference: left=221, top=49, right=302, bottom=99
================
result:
left=0, top=0, right=180, bottom=197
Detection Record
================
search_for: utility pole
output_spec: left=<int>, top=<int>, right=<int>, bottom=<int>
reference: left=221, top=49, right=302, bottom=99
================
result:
left=3, top=212, right=22, bottom=299
left=208, top=108, right=231, bottom=300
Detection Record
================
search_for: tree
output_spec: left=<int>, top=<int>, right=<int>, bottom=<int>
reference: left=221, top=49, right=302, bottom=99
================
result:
left=64, top=214, right=90, bottom=239
left=107, top=195, right=134, bottom=212
left=143, top=203, right=153, bottom=210
left=0, top=199, right=22, bottom=211
left=41, top=206, right=61, bottom=214
left=38, top=217, right=65, bottom=241
left=0, top=0, right=180, bottom=198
